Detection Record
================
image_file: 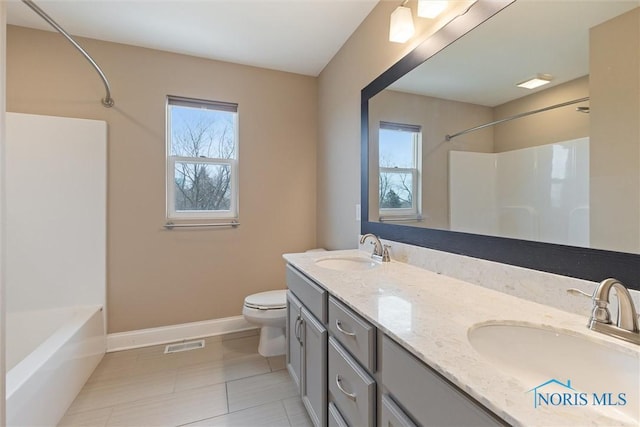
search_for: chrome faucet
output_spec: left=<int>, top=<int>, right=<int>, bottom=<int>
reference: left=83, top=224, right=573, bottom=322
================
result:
left=568, top=278, right=640, bottom=345
left=359, top=233, right=391, bottom=262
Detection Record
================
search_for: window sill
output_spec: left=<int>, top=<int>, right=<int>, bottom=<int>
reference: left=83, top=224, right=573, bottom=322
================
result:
left=164, top=220, right=240, bottom=230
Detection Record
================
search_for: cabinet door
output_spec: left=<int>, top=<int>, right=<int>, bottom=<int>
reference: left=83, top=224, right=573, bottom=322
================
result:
left=381, top=394, right=417, bottom=427
left=328, top=402, right=349, bottom=427
left=301, top=307, right=327, bottom=427
left=286, top=291, right=303, bottom=391
left=382, top=336, right=504, bottom=426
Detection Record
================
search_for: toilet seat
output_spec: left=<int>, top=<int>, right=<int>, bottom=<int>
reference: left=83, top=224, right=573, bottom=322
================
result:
left=243, top=290, right=287, bottom=310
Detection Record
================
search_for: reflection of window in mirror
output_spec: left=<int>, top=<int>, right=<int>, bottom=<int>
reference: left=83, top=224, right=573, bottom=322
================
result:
left=378, top=121, right=422, bottom=221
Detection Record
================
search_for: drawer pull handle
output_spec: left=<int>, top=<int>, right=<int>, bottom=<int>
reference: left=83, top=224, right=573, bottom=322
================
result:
left=335, top=375, right=357, bottom=401
left=294, top=315, right=301, bottom=342
left=335, top=320, right=356, bottom=337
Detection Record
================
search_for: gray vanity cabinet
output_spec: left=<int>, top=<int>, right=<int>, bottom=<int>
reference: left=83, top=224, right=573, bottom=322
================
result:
left=286, top=262, right=505, bottom=427
left=381, top=335, right=504, bottom=427
left=286, top=265, right=328, bottom=427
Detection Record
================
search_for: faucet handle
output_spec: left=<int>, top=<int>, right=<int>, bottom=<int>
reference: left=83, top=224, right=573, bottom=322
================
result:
left=567, top=288, right=611, bottom=324
left=381, top=244, right=391, bottom=262
left=567, top=288, right=592, bottom=298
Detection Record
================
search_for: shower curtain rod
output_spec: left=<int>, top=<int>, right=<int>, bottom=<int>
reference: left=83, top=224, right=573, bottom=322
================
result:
left=22, top=0, right=114, bottom=107
left=445, top=96, right=589, bottom=141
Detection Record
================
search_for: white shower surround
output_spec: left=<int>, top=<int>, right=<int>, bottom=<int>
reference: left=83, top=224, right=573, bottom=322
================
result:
left=5, top=113, right=107, bottom=426
left=450, top=137, right=590, bottom=247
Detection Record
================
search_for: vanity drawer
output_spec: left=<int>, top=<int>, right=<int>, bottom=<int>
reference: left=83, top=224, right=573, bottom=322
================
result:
left=286, top=264, right=327, bottom=322
left=381, top=336, right=503, bottom=426
left=328, top=296, right=376, bottom=372
left=328, top=337, right=376, bottom=427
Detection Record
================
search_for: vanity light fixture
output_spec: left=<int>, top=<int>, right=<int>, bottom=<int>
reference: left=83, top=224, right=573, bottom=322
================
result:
left=417, top=0, right=448, bottom=18
left=516, top=74, right=553, bottom=89
left=389, top=2, right=415, bottom=43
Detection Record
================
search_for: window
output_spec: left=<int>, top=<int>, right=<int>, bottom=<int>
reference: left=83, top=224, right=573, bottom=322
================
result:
left=378, top=121, right=421, bottom=219
left=166, top=96, right=238, bottom=220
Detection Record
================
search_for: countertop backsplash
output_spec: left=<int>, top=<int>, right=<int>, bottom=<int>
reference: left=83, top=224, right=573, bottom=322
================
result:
left=359, top=238, right=640, bottom=321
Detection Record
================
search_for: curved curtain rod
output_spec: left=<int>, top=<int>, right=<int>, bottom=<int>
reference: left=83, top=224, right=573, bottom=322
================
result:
left=22, top=0, right=114, bottom=107
left=445, top=96, right=589, bottom=141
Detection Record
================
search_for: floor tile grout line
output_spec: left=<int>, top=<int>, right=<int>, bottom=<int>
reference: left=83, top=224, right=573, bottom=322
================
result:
left=84, top=363, right=183, bottom=386
left=224, top=366, right=291, bottom=387
left=226, top=389, right=301, bottom=416
left=223, top=393, right=298, bottom=417
left=61, top=404, right=115, bottom=420
left=104, top=406, right=115, bottom=427
left=172, top=360, right=274, bottom=393
left=224, top=381, right=230, bottom=415
left=174, top=413, right=217, bottom=427
left=87, top=350, right=266, bottom=386
left=76, top=364, right=272, bottom=414
left=174, top=400, right=292, bottom=427
left=68, top=372, right=182, bottom=416
left=80, top=380, right=230, bottom=427
left=174, top=353, right=268, bottom=372
left=281, top=399, right=295, bottom=427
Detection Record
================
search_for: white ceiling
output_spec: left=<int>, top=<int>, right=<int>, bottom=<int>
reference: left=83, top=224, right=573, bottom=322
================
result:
left=390, top=0, right=640, bottom=107
left=6, top=0, right=379, bottom=76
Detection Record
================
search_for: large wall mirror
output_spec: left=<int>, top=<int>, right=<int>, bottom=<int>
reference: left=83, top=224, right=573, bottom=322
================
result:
left=361, top=0, right=640, bottom=288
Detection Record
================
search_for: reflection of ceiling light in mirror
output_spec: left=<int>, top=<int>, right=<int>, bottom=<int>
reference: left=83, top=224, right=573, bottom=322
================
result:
left=517, top=74, right=553, bottom=89
left=389, top=5, right=415, bottom=43
left=418, top=0, right=448, bottom=18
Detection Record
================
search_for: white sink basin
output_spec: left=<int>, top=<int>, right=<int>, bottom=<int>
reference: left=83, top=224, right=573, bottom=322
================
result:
left=468, top=322, right=639, bottom=424
left=315, top=256, right=378, bottom=271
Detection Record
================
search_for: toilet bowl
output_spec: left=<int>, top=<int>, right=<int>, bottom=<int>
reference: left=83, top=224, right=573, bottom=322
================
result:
left=242, top=290, right=287, bottom=357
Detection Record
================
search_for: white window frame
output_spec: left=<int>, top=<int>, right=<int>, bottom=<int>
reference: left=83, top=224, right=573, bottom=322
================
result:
left=378, top=121, right=422, bottom=220
left=166, top=95, right=239, bottom=221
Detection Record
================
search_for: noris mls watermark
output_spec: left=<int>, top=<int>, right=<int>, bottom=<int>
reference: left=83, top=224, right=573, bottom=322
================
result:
left=527, top=379, right=627, bottom=409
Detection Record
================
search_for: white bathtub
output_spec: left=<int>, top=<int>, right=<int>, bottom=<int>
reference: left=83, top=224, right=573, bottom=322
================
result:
left=6, top=305, right=106, bottom=426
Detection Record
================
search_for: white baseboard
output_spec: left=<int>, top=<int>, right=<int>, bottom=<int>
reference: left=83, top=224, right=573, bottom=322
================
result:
left=107, top=316, right=258, bottom=353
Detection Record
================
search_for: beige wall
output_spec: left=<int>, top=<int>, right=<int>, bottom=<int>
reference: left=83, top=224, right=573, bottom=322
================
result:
left=317, top=0, right=458, bottom=249
left=368, top=89, right=493, bottom=229
left=6, top=26, right=317, bottom=333
left=493, top=76, right=590, bottom=152
left=589, top=8, right=640, bottom=253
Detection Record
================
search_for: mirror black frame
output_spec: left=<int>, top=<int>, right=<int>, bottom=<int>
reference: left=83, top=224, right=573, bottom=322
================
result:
left=360, top=0, right=639, bottom=289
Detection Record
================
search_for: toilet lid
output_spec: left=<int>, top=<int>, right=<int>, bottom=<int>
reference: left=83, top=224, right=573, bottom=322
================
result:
left=244, top=290, right=287, bottom=310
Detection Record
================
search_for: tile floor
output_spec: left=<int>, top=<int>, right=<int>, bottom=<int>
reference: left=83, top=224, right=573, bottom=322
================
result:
left=58, top=331, right=312, bottom=427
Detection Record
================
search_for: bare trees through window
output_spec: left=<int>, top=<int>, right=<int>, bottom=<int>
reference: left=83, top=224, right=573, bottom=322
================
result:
left=167, top=96, right=238, bottom=219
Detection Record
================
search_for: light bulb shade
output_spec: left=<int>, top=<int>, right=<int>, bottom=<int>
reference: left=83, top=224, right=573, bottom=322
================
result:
left=389, top=6, right=415, bottom=43
left=417, top=0, right=448, bottom=18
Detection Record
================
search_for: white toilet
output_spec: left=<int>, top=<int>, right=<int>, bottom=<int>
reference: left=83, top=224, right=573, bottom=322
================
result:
left=242, top=289, right=287, bottom=357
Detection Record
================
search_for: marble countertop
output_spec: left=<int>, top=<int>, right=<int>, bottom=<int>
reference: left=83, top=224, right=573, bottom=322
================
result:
left=283, top=249, right=640, bottom=427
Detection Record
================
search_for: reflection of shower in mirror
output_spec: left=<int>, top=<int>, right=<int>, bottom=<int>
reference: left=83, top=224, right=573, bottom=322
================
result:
left=449, top=137, right=589, bottom=247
